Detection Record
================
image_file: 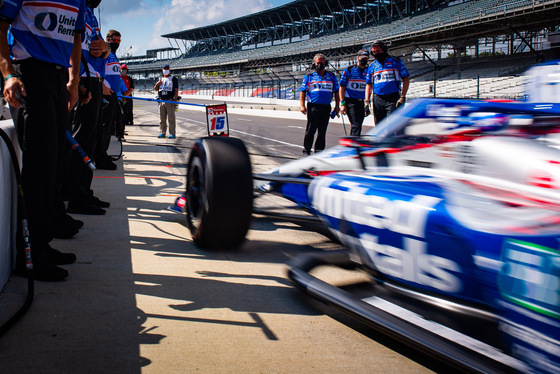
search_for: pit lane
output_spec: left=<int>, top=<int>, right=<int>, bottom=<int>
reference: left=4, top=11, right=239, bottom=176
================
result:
left=0, top=99, right=450, bottom=373
left=127, top=100, right=448, bottom=372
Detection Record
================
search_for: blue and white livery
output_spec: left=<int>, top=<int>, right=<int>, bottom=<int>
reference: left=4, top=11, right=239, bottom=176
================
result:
left=186, top=95, right=560, bottom=373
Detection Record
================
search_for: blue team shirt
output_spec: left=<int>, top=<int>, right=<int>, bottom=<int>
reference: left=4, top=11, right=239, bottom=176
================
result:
left=300, top=71, right=339, bottom=105
left=339, top=65, right=368, bottom=100
left=104, top=52, right=121, bottom=91
left=0, top=0, right=86, bottom=67
left=81, top=6, right=104, bottom=77
left=366, top=57, right=409, bottom=95
left=115, top=77, right=127, bottom=98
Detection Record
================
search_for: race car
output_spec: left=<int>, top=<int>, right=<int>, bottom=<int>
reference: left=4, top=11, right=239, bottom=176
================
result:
left=184, top=98, right=560, bottom=373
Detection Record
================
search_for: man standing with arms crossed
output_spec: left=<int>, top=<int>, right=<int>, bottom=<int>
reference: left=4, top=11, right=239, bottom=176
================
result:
left=339, top=49, right=369, bottom=136
left=364, top=40, right=410, bottom=125
left=0, top=0, right=86, bottom=281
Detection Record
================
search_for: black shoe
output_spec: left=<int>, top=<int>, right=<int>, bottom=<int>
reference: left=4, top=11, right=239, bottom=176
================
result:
left=95, top=160, right=117, bottom=170
left=16, top=260, right=68, bottom=282
left=302, top=149, right=311, bottom=156
left=53, top=223, right=79, bottom=239
left=53, top=213, right=82, bottom=238
left=45, top=247, right=76, bottom=265
left=67, top=203, right=106, bottom=215
left=92, top=196, right=110, bottom=208
left=66, top=215, right=84, bottom=229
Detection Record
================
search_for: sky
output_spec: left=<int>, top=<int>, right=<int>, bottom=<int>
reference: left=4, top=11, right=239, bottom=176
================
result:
left=97, top=0, right=293, bottom=58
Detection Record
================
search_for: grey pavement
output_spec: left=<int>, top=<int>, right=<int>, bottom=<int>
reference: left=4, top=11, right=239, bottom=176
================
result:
left=0, top=103, right=433, bottom=373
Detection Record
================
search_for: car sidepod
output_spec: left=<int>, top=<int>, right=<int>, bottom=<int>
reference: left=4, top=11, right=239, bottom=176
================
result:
left=307, top=171, right=560, bottom=373
left=308, top=173, right=481, bottom=304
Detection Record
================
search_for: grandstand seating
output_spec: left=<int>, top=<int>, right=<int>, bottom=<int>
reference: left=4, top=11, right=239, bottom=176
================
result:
left=128, top=0, right=558, bottom=101
left=128, top=0, right=554, bottom=73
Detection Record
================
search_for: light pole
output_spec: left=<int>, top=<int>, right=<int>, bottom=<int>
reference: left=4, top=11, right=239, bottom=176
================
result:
left=120, top=46, right=133, bottom=59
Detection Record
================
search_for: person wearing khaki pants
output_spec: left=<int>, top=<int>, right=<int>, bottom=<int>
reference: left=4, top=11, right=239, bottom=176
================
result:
left=154, top=64, right=178, bottom=139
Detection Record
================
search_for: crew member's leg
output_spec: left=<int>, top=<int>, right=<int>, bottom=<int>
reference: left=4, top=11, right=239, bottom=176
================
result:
left=66, top=79, right=105, bottom=214
left=11, top=60, right=72, bottom=280
left=303, top=103, right=319, bottom=155
left=313, top=105, right=331, bottom=152
left=347, top=99, right=365, bottom=136
left=167, top=102, right=176, bottom=137
left=159, top=102, right=167, bottom=136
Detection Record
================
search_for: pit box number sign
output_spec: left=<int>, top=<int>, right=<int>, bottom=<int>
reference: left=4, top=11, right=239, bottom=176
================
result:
left=206, top=103, right=229, bottom=137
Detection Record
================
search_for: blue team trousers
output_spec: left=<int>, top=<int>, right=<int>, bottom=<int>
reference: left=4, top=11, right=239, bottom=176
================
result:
left=10, top=59, right=68, bottom=255
left=303, top=102, right=331, bottom=153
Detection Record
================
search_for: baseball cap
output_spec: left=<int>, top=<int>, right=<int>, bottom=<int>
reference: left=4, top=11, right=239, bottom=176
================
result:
left=163, top=64, right=170, bottom=69
left=357, top=49, right=369, bottom=57
left=120, top=64, right=128, bottom=69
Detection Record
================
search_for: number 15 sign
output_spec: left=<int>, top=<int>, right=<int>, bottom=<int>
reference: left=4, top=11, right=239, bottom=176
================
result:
left=205, top=103, right=229, bottom=137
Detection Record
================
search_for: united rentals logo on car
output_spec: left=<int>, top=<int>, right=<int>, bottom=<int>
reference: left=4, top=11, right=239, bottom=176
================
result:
left=310, top=176, right=462, bottom=293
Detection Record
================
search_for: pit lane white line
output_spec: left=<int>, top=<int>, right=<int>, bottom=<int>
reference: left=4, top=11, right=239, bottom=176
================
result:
left=231, top=129, right=302, bottom=148
left=177, top=116, right=206, bottom=125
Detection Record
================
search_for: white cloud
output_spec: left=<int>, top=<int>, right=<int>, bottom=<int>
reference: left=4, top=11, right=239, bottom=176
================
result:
left=100, top=0, right=282, bottom=56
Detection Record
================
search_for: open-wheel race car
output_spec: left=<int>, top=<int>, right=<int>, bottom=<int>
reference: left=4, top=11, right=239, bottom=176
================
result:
left=184, top=98, right=560, bottom=373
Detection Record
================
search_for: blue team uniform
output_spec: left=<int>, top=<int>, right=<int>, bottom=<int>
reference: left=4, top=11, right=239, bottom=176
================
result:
left=300, top=70, right=339, bottom=154
left=0, top=0, right=86, bottom=67
left=300, top=71, right=339, bottom=104
left=340, top=64, right=369, bottom=136
left=0, top=0, right=86, bottom=279
left=104, top=52, right=121, bottom=91
left=81, top=6, right=104, bottom=77
left=339, top=65, right=367, bottom=99
left=366, top=57, right=409, bottom=95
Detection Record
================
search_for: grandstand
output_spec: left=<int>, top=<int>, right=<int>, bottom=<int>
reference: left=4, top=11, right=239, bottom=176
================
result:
left=122, top=0, right=560, bottom=100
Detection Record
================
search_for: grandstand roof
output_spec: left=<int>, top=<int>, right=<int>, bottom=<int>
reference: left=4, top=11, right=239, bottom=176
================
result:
left=124, top=0, right=560, bottom=77
left=161, top=0, right=401, bottom=41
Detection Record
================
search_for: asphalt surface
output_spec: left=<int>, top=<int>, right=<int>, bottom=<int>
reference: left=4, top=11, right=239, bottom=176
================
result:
left=0, top=99, right=444, bottom=373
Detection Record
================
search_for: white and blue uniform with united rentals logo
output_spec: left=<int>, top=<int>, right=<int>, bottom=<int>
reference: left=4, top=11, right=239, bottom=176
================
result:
left=340, top=64, right=368, bottom=135
left=97, top=51, right=122, bottom=162
left=104, top=52, right=121, bottom=91
left=300, top=70, right=339, bottom=154
left=340, top=66, right=367, bottom=99
left=80, top=6, right=104, bottom=77
left=365, top=56, right=409, bottom=96
left=0, top=0, right=86, bottom=264
left=366, top=56, right=409, bottom=123
left=1, top=0, right=85, bottom=66
left=301, top=71, right=339, bottom=105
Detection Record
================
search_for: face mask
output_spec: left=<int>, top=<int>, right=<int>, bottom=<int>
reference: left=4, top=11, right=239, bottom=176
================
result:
left=87, top=0, right=101, bottom=8
left=315, top=63, right=325, bottom=72
left=163, top=69, right=170, bottom=75
left=358, top=59, right=368, bottom=67
left=373, top=52, right=388, bottom=61
left=109, top=43, right=119, bottom=53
